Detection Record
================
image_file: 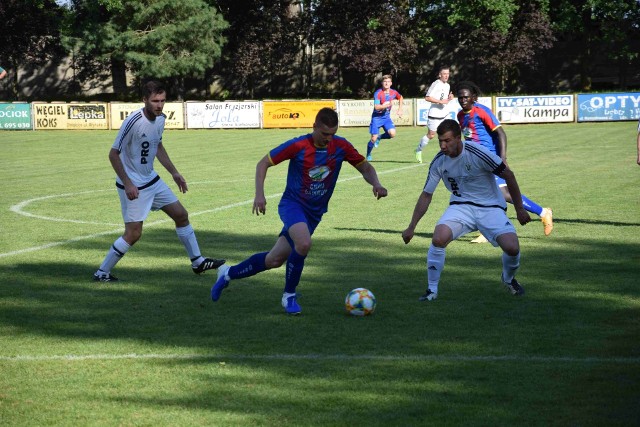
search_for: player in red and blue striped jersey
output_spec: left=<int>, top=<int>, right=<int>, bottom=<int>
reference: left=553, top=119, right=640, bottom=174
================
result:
left=211, top=108, right=388, bottom=314
left=456, top=81, right=553, bottom=239
left=366, top=74, right=404, bottom=161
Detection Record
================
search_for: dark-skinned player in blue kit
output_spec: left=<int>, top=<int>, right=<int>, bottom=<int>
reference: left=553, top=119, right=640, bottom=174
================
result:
left=456, top=81, right=553, bottom=243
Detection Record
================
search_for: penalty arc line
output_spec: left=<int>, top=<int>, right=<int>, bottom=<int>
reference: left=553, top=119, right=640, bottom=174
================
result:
left=1, top=163, right=424, bottom=259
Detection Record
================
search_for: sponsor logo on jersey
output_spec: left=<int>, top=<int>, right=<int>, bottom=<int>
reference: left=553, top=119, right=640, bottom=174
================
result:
left=309, top=165, right=330, bottom=181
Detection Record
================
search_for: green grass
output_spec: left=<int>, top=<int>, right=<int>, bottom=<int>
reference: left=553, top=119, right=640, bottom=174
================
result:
left=1, top=123, right=639, bottom=426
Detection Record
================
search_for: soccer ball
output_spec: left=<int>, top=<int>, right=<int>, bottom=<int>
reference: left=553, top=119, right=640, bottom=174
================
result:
left=345, top=288, right=376, bottom=316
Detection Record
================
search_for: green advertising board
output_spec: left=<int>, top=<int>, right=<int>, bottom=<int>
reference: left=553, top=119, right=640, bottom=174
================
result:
left=0, top=103, right=32, bottom=130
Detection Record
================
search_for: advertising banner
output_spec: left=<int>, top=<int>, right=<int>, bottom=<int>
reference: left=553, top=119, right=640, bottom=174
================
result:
left=33, top=102, right=109, bottom=130
left=110, top=102, right=185, bottom=130
left=337, top=99, right=413, bottom=127
left=262, top=100, right=336, bottom=128
left=415, top=97, right=492, bottom=126
left=495, top=95, right=574, bottom=123
left=576, top=93, right=640, bottom=122
left=67, top=103, right=109, bottom=129
left=185, top=101, right=260, bottom=128
left=0, top=102, right=32, bottom=130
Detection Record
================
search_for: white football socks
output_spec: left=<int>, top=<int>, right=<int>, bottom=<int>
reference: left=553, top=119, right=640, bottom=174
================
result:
left=427, top=244, right=446, bottom=293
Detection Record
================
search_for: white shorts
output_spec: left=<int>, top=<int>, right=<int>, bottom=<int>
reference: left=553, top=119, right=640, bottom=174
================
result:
left=117, top=178, right=178, bottom=223
left=437, top=204, right=516, bottom=247
left=427, top=116, right=447, bottom=133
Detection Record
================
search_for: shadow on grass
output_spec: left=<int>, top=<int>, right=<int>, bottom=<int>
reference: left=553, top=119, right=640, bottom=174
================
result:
left=1, top=228, right=639, bottom=357
left=1, top=225, right=639, bottom=424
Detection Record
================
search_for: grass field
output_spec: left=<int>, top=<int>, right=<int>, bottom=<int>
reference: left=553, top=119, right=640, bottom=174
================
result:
left=1, top=122, right=639, bottom=426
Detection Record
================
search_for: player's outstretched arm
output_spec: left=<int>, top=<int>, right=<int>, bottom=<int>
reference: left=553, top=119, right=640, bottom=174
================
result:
left=636, top=129, right=640, bottom=165
left=501, top=168, right=531, bottom=226
left=156, top=143, right=188, bottom=193
left=253, top=155, right=272, bottom=215
left=109, top=148, right=138, bottom=200
left=355, top=162, right=387, bottom=199
left=402, top=191, right=433, bottom=244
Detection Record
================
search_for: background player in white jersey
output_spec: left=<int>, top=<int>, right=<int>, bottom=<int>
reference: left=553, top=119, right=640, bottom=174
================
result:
left=415, top=66, right=454, bottom=163
left=402, top=119, right=531, bottom=301
left=93, top=80, right=224, bottom=282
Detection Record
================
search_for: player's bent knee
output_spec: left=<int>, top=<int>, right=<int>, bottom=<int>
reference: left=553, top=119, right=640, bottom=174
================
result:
left=265, top=256, right=286, bottom=269
left=294, top=241, right=312, bottom=256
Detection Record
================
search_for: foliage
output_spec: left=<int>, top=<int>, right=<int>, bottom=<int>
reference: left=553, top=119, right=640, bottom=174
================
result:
left=67, top=0, right=228, bottom=99
left=0, top=0, right=65, bottom=99
left=3, top=0, right=639, bottom=98
left=312, top=0, right=418, bottom=95
left=549, top=0, right=640, bottom=90
left=412, top=0, right=554, bottom=93
left=214, top=0, right=307, bottom=98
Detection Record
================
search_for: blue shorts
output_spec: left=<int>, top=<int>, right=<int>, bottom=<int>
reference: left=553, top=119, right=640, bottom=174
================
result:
left=278, top=199, right=321, bottom=247
left=495, top=176, right=507, bottom=187
left=369, top=115, right=395, bottom=135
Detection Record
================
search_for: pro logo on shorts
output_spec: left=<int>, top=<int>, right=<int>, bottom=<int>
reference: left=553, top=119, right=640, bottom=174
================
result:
left=309, top=165, right=330, bottom=181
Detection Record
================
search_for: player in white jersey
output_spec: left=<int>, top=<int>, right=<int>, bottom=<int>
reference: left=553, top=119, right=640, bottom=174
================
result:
left=402, top=119, right=531, bottom=301
left=93, top=80, right=224, bottom=282
left=415, top=66, right=454, bottom=163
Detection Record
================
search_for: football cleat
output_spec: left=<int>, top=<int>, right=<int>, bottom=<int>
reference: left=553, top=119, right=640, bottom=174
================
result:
left=541, top=208, right=554, bottom=236
left=415, top=150, right=423, bottom=163
left=210, top=264, right=231, bottom=302
left=93, top=272, right=118, bottom=282
left=193, top=257, right=226, bottom=274
left=374, top=139, right=379, bottom=148
left=282, top=293, right=302, bottom=315
left=503, top=276, right=525, bottom=296
left=366, top=154, right=373, bottom=161
left=470, top=234, right=489, bottom=244
left=418, top=289, right=438, bottom=301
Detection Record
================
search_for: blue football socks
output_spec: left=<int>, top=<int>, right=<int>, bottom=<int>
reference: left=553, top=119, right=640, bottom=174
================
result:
left=228, top=251, right=268, bottom=280
left=520, top=194, right=543, bottom=216
left=284, top=250, right=306, bottom=294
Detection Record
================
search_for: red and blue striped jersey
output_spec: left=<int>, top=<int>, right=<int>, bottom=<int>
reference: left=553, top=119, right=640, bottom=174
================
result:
left=268, top=133, right=366, bottom=217
left=372, top=88, right=402, bottom=117
left=457, top=103, right=501, bottom=155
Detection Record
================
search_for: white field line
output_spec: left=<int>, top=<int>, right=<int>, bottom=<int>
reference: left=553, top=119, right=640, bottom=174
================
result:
left=2, top=164, right=423, bottom=259
left=1, top=352, right=639, bottom=364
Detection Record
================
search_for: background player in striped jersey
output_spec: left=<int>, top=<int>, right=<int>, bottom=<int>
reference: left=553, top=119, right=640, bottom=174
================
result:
left=211, top=108, right=388, bottom=314
left=93, top=81, right=225, bottom=282
left=415, top=65, right=454, bottom=163
left=456, top=81, right=553, bottom=241
left=402, top=119, right=531, bottom=301
left=365, top=74, right=404, bottom=161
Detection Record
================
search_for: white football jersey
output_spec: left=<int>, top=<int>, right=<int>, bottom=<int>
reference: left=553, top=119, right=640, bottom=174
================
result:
left=112, top=109, right=166, bottom=187
left=423, top=142, right=507, bottom=209
left=425, top=79, right=451, bottom=119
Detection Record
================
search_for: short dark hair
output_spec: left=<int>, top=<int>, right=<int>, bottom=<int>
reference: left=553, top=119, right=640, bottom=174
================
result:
left=316, top=107, right=339, bottom=127
left=437, top=119, right=461, bottom=137
left=143, top=80, right=166, bottom=99
left=456, top=81, right=481, bottom=97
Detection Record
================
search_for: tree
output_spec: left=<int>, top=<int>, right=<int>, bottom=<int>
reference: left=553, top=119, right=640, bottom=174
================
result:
left=549, top=0, right=640, bottom=90
left=213, top=0, right=307, bottom=99
left=0, top=0, right=65, bottom=100
left=413, top=0, right=555, bottom=93
left=68, top=0, right=228, bottom=99
left=311, top=0, right=418, bottom=97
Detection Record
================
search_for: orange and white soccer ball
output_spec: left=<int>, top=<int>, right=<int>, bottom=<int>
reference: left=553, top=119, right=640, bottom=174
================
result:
left=345, top=288, right=376, bottom=316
